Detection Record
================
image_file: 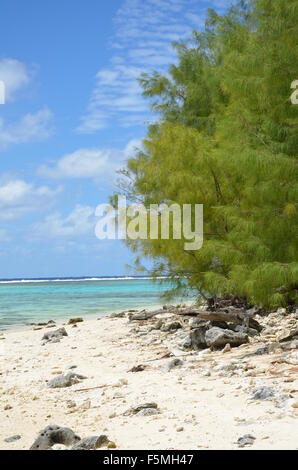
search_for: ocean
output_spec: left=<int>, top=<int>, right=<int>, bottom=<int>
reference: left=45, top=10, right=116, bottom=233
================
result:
left=0, top=277, right=188, bottom=330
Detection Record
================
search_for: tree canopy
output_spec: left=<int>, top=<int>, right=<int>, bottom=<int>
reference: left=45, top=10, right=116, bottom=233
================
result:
left=115, top=0, right=298, bottom=309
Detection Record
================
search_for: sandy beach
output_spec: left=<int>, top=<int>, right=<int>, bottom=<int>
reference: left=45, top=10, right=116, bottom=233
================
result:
left=0, top=305, right=297, bottom=450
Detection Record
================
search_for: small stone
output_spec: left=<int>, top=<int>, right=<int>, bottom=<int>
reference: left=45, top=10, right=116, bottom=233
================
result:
left=30, top=425, right=81, bottom=450
left=161, top=321, right=183, bottom=332
left=4, top=404, right=12, bottom=410
left=124, top=402, right=159, bottom=416
left=47, top=372, right=87, bottom=389
left=176, top=427, right=184, bottom=432
left=71, top=435, right=109, bottom=450
left=68, top=317, right=84, bottom=325
left=107, top=441, right=117, bottom=449
left=4, top=435, right=21, bottom=443
left=42, top=327, right=68, bottom=344
left=251, top=387, right=275, bottom=401
left=237, top=434, right=256, bottom=448
left=164, top=358, right=183, bottom=372
left=223, top=343, right=231, bottom=353
left=137, top=408, right=160, bottom=416
left=291, top=401, right=298, bottom=409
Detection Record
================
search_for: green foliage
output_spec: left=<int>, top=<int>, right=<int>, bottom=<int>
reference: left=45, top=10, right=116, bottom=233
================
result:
left=115, top=0, right=298, bottom=309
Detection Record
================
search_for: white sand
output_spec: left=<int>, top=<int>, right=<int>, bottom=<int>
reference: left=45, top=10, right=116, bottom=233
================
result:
left=0, top=310, right=297, bottom=450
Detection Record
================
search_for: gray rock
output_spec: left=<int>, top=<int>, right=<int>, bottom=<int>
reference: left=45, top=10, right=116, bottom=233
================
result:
left=205, top=327, right=248, bottom=348
left=30, top=425, right=81, bottom=450
left=109, top=312, right=126, bottom=319
left=47, top=372, right=87, bottom=389
left=123, top=402, right=159, bottom=416
left=237, top=434, right=256, bottom=448
left=251, top=387, right=275, bottom=401
left=153, top=319, right=164, bottom=330
left=137, top=408, right=160, bottom=416
left=279, top=326, right=298, bottom=343
left=42, top=327, right=68, bottom=344
left=190, top=326, right=209, bottom=349
left=161, top=321, right=183, bottom=332
left=71, top=435, right=109, bottom=450
left=180, top=334, right=193, bottom=350
left=4, top=435, right=21, bottom=443
left=165, top=358, right=183, bottom=371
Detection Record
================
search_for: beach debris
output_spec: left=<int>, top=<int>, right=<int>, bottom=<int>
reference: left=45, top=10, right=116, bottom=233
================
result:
left=30, top=425, right=81, bottom=450
left=205, top=327, right=248, bottom=348
left=47, top=372, right=87, bottom=389
left=71, top=435, right=109, bottom=450
left=237, top=434, right=256, bottom=448
left=4, top=404, right=12, bottom=411
left=251, top=387, right=275, bottom=401
left=4, top=435, right=21, bottom=443
left=42, top=327, right=68, bottom=344
left=123, top=402, right=160, bottom=416
left=68, top=317, right=84, bottom=325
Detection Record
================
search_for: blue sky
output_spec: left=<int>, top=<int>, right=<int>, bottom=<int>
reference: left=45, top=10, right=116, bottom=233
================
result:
left=0, top=0, right=232, bottom=278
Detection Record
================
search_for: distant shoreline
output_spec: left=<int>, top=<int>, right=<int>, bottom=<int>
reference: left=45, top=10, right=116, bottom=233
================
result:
left=0, top=276, right=169, bottom=284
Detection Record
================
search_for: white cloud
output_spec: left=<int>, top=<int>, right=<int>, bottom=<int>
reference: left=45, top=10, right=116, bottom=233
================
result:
left=0, top=107, right=53, bottom=150
left=0, top=58, right=30, bottom=102
left=78, top=0, right=234, bottom=133
left=38, top=139, right=141, bottom=181
left=31, top=205, right=95, bottom=239
left=0, top=178, right=61, bottom=220
left=38, top=148, right=113, bottom=179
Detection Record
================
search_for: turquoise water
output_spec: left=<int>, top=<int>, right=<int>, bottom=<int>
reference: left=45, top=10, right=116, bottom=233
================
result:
left=0, top=277, right=182, bottom=330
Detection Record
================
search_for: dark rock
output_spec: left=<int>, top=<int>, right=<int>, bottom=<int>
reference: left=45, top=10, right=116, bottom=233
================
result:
left=68, top=317, right=83, bottom=325
left=205, top=327, right=248, bottom=348
left=4, top=435, right=21, bottom=443
left=251, top=387, right=275, bottom=401
left=129, top=365, right=146, bottom=373
left=123, top=402, right=159, bottom=416
left=237, top=434, right=256, bottom=448
left=71, top=435, right=109, bottom=450
left=254, top=346, right=269, bottom=355
left=47, top=372, right=87, bottom=389
left=42, top=327, right=68, bottom=344
left=30, top=425, right=81, bottom=450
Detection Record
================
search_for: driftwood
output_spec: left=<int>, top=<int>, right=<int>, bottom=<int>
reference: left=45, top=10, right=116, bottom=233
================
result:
left=128, top=309, right=165, bottom=321
left=174, top=308, right=262, bottom=332
left=128, top=305, right=262, bottom=332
